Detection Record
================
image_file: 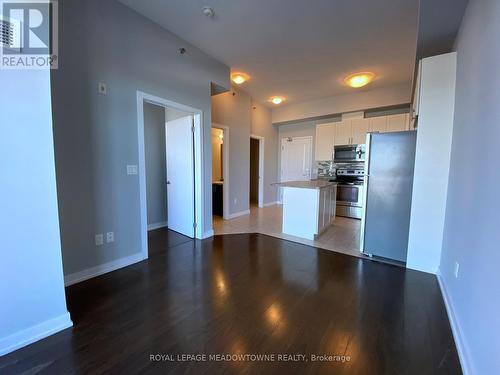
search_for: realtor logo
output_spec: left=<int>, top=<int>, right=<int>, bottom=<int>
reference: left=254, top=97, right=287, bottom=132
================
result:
left=1, top=0, right=58, bottom=69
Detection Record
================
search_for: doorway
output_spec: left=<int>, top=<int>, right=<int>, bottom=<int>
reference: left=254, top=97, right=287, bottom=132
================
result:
left=249, top=135, right=264, bottom=208
left=211, top=124, right=229, bottom=220
left=137, top=91, right=204, bottom=260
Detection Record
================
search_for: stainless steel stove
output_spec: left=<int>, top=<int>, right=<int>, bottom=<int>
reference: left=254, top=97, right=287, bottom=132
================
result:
left=334, top=163, right=365, bottom=219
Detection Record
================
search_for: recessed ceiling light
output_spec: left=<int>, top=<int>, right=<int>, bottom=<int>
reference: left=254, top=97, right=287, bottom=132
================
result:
left=344, top=72, right=375, bottom=88
left=231, top=72, right=250, bottom=85
left=269, top=96, right=285, bottom=105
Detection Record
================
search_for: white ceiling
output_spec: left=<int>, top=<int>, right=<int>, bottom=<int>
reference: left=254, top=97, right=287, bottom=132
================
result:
left=119, top=0, right=419, bottom=106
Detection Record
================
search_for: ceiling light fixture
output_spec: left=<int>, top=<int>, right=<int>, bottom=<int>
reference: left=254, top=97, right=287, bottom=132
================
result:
left=231, top=72, right=250, bottom=85
left=344, top=72, right=375, bottom=88
left=269, top=96, right=285, bottom=105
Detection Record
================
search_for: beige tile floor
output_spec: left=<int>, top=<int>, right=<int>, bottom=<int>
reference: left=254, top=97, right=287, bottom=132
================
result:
left=213, top=204, right=363, bottom=258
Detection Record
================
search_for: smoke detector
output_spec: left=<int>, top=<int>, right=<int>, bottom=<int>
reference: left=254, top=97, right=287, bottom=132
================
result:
left=202, top=6, right=215, bottom=18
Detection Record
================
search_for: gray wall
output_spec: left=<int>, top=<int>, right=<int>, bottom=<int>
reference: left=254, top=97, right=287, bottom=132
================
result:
left=0, top=46, right=70, bottom=351
left=144, top=102, right=167, bottom=227
left=251, top=101, right=279, bottom=204
left=52, top=0, right=229, bottom=276
left=212, top=88, right=252, bottom=215
left=440, top=1, right=500, bottom=374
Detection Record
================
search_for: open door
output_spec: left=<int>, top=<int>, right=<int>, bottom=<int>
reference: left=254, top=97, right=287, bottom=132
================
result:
left=166, top=115, right=195, bottom=237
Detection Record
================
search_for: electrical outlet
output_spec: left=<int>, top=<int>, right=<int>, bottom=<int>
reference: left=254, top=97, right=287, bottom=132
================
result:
left=98, top=82, right=107, bottom=95
left=454, top=262, right=460, bottom=278
left=106, top=232, right=114, bottom=243
left=127, top=165, right=138, bottom=175
left=95, top=234, right=104, bottom=246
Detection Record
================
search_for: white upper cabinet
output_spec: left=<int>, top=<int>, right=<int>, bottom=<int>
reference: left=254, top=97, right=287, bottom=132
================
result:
left=351, top=118, right=370, bottom=144
left=386, top=113, right=409, bottom=132
left=369, top=116, right=387, bottom=133
left=334, top=121, right=352, bottom=146
left=314, top=122, right=336, bottom=161
left=314, top=113, right=411, bottom=160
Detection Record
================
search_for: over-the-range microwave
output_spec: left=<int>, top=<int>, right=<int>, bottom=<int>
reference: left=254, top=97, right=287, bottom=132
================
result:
left=334, top=144, right=366, bottom=163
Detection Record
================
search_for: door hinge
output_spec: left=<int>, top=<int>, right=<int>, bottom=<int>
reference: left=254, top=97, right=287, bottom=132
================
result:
left=191, top=124, right=195, bottom=133
left=193, top=222, right=197, bottom=229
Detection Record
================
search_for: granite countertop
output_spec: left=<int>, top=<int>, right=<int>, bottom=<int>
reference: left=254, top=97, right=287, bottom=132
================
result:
left=272, top=180, right=337, bottom=190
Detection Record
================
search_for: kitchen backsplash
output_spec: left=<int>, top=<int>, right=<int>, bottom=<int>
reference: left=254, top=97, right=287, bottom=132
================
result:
left=315, top=161, right=336, bottom=178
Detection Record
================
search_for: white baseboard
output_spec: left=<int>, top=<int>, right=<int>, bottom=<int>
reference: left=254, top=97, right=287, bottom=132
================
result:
left=263, top=201, right=279, bottom=207
left=437, top=272, right=471, bottom=375
left=227, top=209, right=250, bottom=219
left=64, top=252, right=144, bottom=286
left=0, top=312, right=72, bottom=356
left=202, top=229, right=214, bottom=239
left=147, top=221, right=167, bottom=230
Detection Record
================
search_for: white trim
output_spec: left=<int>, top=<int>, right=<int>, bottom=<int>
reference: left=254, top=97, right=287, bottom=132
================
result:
left=250, top=134, right=265, bottom=208
left=202, top=229, right=214, bottom=239
left=137, top=91, right=205, bottom=262
left=147, top=221, right=168, bottom=230
left=263, top=201, right=279, bottom=207
left=227, top=209, right=251, bottom=219
left=212, top=123, right=230, bottom=220
left=0, top=312, right=73, bottom=356
left=64, top=253, right=144, bottom=286
left=437, top=272, right=471, bottom=375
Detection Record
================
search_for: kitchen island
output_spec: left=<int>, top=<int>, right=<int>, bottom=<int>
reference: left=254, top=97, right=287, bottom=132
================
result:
left=275, top=180, right=337, bottom=240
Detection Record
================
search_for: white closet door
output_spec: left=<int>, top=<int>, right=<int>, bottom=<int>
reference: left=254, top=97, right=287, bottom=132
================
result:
left=165, top=116, right=195, bottom=237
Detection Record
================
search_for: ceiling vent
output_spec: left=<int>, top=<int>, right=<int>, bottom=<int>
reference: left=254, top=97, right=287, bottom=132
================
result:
left=0, top=19, right=15, bottom=49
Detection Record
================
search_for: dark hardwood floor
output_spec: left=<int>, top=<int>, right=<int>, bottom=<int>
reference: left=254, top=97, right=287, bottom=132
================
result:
left=0, top=229, right=461, bottom=374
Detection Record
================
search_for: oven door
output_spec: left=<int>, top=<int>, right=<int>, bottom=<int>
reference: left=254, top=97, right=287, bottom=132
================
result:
left=336, top=184, right=363, bottom=207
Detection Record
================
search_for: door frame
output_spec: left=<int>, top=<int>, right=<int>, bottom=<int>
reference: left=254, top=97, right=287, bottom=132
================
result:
left=137, top=91, right=205, bottom=261
left=212, top=123, right=230, bottom=220
left=250, top=134, right=265, bottom=208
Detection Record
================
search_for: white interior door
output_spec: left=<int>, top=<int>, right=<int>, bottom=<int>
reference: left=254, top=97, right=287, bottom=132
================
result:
left=281, top=137, right=313, bottom=181
left=166, top=115, right=195, bottom=237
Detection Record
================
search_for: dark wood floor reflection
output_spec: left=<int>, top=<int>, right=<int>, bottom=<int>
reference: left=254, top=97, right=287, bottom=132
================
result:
left=0, top=229, right=461, bottom=374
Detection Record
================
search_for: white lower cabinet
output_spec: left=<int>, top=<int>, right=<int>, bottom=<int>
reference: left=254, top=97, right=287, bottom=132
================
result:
left=317, top=184, right=337, bottom=235
left=282, top=184, right=337, bottom=240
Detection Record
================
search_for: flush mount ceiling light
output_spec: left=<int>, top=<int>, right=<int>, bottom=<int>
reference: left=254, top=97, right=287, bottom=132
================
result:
left=344, top=72, right=375, bottom=88
left=269, top=96, right=285, bottom=105
left=231, top=72, right=250, bottom=85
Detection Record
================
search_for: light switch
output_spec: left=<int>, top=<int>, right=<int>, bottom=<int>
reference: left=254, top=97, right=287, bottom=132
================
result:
left=127, top=165, right=138, bottom=175
left=95, top=234, right=104, bottom=246
left=106, top=232, right=114, bottom=243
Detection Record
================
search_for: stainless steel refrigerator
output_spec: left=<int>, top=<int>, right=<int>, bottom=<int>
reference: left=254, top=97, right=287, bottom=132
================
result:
left=360, top=131, right=417, bottom=263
